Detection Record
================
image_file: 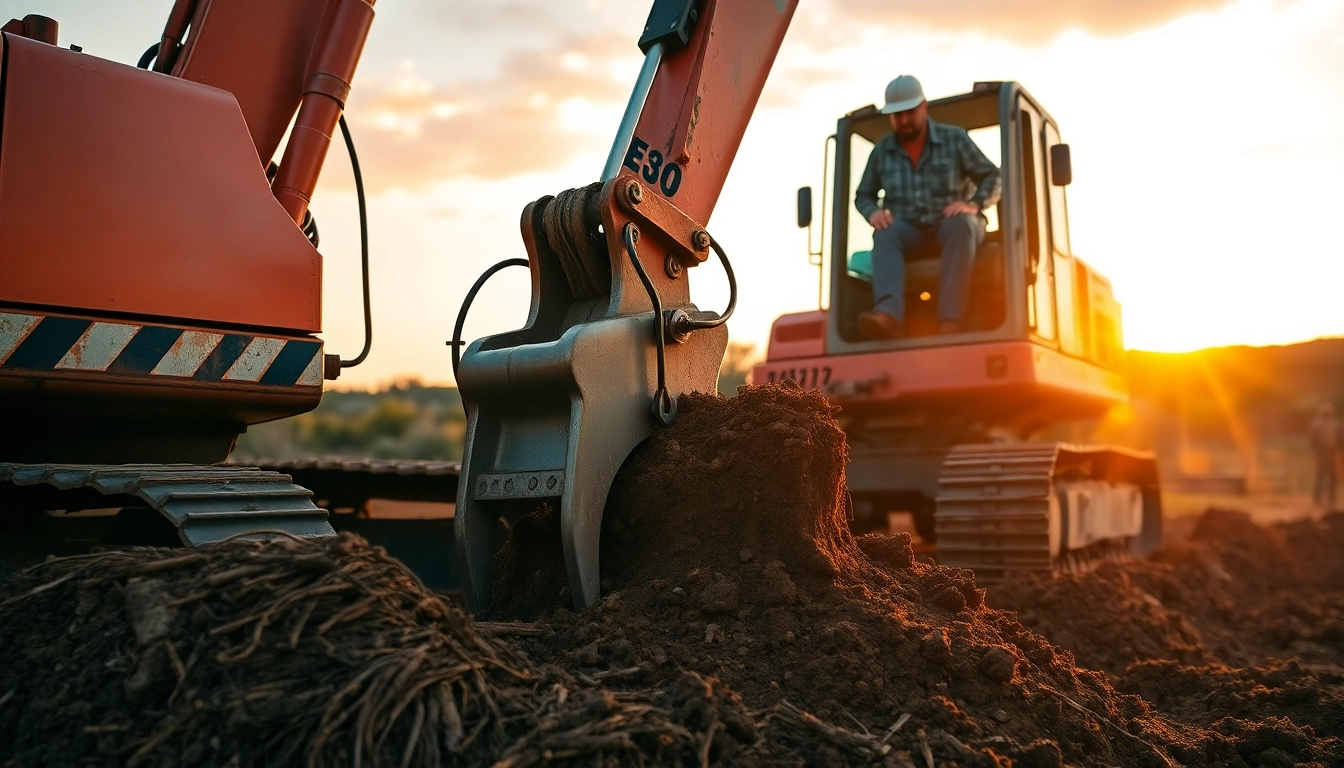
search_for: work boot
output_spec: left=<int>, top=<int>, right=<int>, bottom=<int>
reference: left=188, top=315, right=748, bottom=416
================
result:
left=858, top=311, right=904, bottom=340
left=938, top=319, right=963, bottom=334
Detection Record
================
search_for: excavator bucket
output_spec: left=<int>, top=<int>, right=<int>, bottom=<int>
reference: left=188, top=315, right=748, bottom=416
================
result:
left=455, top=0, right=797, bottom=612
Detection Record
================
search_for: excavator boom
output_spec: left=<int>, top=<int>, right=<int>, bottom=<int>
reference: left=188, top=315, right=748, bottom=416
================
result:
left=456, top=0, right=797, bottom=612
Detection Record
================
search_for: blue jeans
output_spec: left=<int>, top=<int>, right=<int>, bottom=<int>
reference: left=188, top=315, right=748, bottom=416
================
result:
left=871, top=214, right=985, bottom=323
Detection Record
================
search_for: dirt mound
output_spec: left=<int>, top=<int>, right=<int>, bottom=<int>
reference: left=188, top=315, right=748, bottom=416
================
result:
left=990, top=509, right=1344, bottom=674
left=1118, top=660, right=1344, bottom=748
left=0, top=534, right=751, bottom=767
left=493, top=384, right=1265, bottom=767
left=989, top=507, right=1344, bottom=766
left=10, top=383, right=1344, bottom=766
left=990, top=562, right=1212, bottom=676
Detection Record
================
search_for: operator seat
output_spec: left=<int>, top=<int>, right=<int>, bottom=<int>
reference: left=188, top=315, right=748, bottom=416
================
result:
left=842, top=227, right=1005, bottom=339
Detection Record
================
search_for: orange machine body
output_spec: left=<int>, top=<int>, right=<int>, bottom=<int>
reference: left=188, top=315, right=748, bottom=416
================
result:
left=0, top=1, right=374, bottom=463
left=170, top=0, right=332, bottom=167
left=0, top=33, right=322, bottom=333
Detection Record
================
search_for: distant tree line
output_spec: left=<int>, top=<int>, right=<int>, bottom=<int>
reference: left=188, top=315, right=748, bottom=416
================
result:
left=234, top=381, right=467, bottom=461
left=234, top=344, right=761, bottom=462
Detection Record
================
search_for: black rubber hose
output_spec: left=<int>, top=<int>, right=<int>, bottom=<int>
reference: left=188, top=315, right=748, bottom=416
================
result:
left=337, top=114, right=372, bottom=369
left=450, top=258, right=529, bottom=379
left=300, top=208, right=320, bottom=248
left=624, top=223, right=676, bottom=426
left=674, top=234, right=737, bottom=334
left=137, top=42, right=160, bottom=69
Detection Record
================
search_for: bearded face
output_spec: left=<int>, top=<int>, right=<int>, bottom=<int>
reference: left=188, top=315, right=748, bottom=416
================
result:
left=888, top=101, right=928, bottom=143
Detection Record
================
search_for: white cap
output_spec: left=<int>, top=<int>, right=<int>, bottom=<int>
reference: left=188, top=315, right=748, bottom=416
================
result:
left=880, top=75, right=926, bottom=114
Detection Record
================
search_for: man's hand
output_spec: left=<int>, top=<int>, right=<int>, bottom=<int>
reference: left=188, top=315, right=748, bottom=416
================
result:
left=944, top=201, right=979, bottom=218
left=868, top=209, right=894, bottom=230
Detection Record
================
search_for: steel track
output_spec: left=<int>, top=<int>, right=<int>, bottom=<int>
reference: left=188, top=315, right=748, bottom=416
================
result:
left=933, top=443, right=1161, bottom=581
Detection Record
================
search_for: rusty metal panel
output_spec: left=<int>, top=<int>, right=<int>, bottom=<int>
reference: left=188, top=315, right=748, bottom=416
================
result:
left=0, top=35, right=321, bottom=333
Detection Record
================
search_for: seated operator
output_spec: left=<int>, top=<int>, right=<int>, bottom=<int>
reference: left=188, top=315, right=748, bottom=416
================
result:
left=854, top=75, right=1002, bottom=339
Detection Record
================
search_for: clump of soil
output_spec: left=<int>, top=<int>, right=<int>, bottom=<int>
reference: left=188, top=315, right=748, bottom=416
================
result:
left=494, top=384, right=1270, bottom=767
left=0, top=534, right=747, bottom=767
left=989, top=561, right=1213, bottom=676
left=990, top=510, right=1344, bottom=673
left=989, top=508, right=1344, bottom=766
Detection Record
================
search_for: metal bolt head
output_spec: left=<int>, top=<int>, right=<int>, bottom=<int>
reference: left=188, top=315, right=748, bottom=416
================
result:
left=322, top=353, right=343, bottom=380
left=665, top=255, right=684, bottom=280
left=625, top=180, right=644, bottom=205
left=692, top=229, right=711, bottom=251
left=665, top=308, right=692, bottom=344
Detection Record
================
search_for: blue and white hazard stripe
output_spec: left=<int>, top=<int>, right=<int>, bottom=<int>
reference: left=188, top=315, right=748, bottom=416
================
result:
left=0, top=312, right=322, bottom=387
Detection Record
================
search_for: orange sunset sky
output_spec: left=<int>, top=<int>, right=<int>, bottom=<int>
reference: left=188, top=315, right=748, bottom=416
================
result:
left=10, top=0, right=1344, bottom=389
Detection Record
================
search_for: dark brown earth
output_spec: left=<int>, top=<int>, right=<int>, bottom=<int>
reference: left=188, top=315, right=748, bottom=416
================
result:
left=3, top=384, right=1343, bottom=766
left=990, top=508, right=1344, bottom=766
left=491, top=384, right=1344, bottom=767
left=0, top=533, right=752, bottom=768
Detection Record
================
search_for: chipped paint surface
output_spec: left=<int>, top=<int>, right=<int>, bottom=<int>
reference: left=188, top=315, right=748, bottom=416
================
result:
left=152, top=331, right=224, bottom=377
left=297, top=350, right=323, bottom=386
left=0, top=314, right=40, bottom=364
left=224, top=337, right=286, bottom=382
left=55, top=322, right=138, bottom=371
left=0, top=312, right=319, bottom=386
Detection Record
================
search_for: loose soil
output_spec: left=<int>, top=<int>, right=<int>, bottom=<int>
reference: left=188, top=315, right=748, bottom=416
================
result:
left=492, top=384, right=1343, bottom=767
left=3, top=384, right=1343, bottom=766
left=0, top=534, right=744, bottom=768
left=990, top=509, right=1344, bottom=765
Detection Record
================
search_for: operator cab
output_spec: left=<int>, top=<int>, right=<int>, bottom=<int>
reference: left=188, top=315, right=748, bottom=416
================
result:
left=795, top=81, right=1123, bottom=368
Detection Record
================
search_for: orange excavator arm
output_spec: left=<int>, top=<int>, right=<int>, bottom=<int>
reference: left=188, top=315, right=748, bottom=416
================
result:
left=155, top=0, right=376, bottom=223
left=455, top=0, right=798, bottom=612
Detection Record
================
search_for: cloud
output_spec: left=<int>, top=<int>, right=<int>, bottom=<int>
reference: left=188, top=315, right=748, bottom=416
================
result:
left=813, top=0, right=1239, bottom=45
left=338, top=0, right=1242, bottom=190
left=343, top=33, right=636, bottom=190
left=411, top=1, right=640, bottom=41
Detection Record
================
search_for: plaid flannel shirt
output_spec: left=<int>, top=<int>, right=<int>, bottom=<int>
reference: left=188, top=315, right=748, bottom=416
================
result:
left=854, top=118, right=1001, bottom=228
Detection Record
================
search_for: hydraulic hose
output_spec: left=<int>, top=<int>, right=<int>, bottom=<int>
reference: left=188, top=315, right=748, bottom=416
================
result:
left=136, top=42, right=160, bottom=69
left=337, top=114, right=372, bottom=369
left=669, top=234, right=737, bottom=337
left=624, top=223, right=677, bottom=426
left=450, top=258, right=530, bottom=379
